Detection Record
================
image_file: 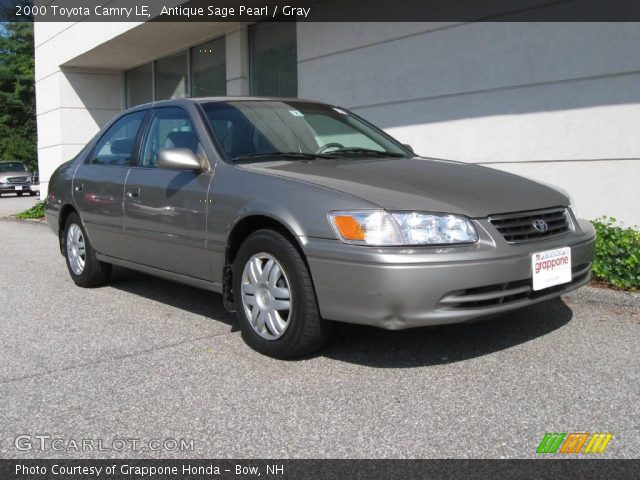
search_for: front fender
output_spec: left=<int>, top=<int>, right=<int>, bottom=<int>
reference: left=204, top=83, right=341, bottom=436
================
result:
left=210, top=163, right=378, bottom=242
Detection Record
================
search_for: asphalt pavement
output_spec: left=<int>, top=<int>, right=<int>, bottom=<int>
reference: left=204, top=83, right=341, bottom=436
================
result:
left=0, top=194, right=38, bottom=218
left=0, top=218, right=638, bottom=459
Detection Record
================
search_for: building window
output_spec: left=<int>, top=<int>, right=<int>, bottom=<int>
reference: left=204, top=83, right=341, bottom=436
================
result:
left=191, top=37, right=226, bottom=97
left=125, top=64, right=152, bottom=107
left=249, top=22, right=298, bottom=97
left=155, top=51, right=188, bottom=101
left=124, top=36, right=228, bottom=107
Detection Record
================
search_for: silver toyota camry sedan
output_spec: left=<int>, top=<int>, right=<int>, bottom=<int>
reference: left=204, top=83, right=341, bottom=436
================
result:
left=45, top=97, right=595, bottom=358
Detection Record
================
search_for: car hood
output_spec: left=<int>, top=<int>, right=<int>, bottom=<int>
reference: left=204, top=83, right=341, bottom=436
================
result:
left=240, top=157, right=568, bottom=218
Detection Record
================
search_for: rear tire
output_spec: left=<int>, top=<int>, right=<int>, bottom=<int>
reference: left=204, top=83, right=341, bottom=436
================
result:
left=232, top=229, right=332, bottom=359
left=63, top=212, right=111, bottom=287
left=16, top=192, right=23, bottom=197
left=29, top=191, right=37, bottom=196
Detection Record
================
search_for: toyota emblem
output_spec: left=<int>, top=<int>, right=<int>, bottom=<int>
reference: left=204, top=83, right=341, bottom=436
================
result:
left=532, top=219, right=549, bottom=233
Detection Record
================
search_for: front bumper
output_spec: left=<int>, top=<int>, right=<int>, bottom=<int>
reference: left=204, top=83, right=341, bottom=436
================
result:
left=304, top=218, right=596, bottom=329
left=0, top=184, right=32, bottom=193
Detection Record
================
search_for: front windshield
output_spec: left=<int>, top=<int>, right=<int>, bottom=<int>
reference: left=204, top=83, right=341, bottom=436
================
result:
left=201, top=100, right=409, bottom=161
left=0, top=162, right=28, bottom=172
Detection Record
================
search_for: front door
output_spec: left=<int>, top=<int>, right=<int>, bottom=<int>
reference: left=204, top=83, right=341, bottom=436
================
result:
left=122, top=107, right=213, bottom=280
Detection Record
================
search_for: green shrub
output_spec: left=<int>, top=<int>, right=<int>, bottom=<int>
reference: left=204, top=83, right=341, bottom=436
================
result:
left=591, top=217, right=640, bottom=290
left=15, top=200, right=45, bottom=220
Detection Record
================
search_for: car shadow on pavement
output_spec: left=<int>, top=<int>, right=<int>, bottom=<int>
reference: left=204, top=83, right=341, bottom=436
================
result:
left=105, top=266, right=573, bottom=366
left=321, top=298, right=573, bottom=368
left=108, top=266, right=238, bottom=329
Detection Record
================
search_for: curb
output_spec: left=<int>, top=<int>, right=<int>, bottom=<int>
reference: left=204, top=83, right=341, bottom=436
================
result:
left=564, top=285, right=640, bottom=311
left=0, top=216, right=47, bottom=227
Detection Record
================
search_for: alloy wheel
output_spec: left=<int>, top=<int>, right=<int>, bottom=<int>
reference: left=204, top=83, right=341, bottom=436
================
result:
left=66, top=223, right=86, bottom=275
left=240, top=253, right=292, bottom=340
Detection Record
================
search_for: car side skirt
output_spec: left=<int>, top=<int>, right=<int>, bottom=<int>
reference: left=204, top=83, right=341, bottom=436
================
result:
left=96, top=253, right=223, bottom=294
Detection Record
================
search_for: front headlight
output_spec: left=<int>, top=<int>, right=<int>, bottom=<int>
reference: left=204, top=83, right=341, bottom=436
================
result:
left=328, top=210, right=478, bottom=246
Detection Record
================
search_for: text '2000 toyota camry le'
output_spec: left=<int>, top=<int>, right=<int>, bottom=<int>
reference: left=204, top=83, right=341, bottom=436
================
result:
left=45, top=97, right=595, bottom=358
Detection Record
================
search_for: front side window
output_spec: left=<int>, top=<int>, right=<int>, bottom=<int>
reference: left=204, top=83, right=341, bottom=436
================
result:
left=201, top=101, right=408, bottom=161
left=140, top=108, right=200, bottom=168
left=92, top=111, right=146, bottom=166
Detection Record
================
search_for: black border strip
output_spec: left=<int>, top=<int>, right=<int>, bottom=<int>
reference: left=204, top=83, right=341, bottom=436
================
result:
left=3, top=0, right=640, bottom=22
left=2, top=459, right=639, bottom=480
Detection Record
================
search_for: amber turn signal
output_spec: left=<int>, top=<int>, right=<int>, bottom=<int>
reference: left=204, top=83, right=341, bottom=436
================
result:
left=332, top=215, right=366, bottom=241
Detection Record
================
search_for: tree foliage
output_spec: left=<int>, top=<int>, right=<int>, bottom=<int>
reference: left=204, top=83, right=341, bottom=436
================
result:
left=0, top=21, right=36, bottom=171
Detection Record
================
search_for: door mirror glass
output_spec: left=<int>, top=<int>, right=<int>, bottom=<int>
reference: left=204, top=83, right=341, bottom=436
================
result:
left=157, top=148, right=203, bottom=171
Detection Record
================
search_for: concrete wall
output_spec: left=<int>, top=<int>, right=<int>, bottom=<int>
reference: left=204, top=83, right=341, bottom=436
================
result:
left=34, top=19, right=236, bottom=197
left=34, top=22, right=137, bottom=197
left=35, top=19, right=640, bottom=225
left=298, top=22, right=640, bottom=225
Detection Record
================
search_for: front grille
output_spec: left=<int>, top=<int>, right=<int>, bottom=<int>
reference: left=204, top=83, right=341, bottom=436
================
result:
left=489, top=207, right=571, bottom=243
left=439, top=263, right=591, bottom=309
left=7, top=176, right=30, bottom=184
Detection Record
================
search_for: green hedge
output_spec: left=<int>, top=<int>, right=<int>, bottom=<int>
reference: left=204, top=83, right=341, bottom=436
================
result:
left=591, top=217, right=640, bottom=290
left=15, top=200, right=45, bottom=220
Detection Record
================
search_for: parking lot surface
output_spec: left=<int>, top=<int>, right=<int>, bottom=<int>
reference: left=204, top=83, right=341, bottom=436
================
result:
left=0, top=219, right=638, bottom=458
left=0, top=194, right=38, bottom=218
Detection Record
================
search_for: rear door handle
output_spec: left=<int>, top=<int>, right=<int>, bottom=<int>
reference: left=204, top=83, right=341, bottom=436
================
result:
left=126, top=188, right=140, bottom=198
left=74, top=183, right=84, bottom=192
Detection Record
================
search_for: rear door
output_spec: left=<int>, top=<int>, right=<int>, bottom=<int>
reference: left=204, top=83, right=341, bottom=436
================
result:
left=73, top=110, right=147, bottom=257
left=122, top=106, right=213, bottom=280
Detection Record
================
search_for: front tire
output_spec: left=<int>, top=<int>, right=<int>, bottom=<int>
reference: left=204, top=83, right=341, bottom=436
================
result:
left=63, top=212, right=111, bottom=287
left=232, top=229, right=332, bottom=359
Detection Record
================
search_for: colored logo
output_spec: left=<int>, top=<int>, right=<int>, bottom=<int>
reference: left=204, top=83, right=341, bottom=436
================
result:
left=536, top=432, right=613, bottom=454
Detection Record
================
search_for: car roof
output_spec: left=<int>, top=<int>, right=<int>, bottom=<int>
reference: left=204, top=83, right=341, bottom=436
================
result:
left=126, top=96, right=326, bottom=113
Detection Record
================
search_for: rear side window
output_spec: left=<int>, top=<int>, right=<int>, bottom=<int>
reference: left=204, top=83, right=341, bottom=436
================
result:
left=140, top=107, right=199, bottom=168
left=91, top=111, right=146, bottom=166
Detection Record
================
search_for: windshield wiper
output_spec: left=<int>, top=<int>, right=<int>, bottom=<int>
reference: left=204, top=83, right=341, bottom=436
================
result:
left=233, top=151, right=337, bottom=161
left=328, top=148, right=406, bottom=157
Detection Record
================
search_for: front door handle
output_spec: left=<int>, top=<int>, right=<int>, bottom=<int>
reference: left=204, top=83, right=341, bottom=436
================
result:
left=74, top=183, right=84, bottom=192
left=126, top=188, right=140, bottom=198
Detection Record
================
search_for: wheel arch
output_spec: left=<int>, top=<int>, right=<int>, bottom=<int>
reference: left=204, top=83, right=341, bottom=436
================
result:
left=223, top=213, right=313, bottom=310
left=57, top=203, right=79, bottom=255
left=225, top=214, right=306, bottom=266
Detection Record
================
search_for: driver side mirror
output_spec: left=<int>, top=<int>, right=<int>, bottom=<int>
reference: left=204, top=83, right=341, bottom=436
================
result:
left=157, top=148, right=204, bottom=172
left=402, top=144, right=416, bottom=155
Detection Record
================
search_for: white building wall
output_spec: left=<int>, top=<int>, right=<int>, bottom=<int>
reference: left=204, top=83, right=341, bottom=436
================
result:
left=34, top=19, right=640, bottom=225
left=298, top=22, right=640, bottom=225
left=34, top=22, right=138, bottom=197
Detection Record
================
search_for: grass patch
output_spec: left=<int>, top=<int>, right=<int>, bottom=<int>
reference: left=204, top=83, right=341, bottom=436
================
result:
left=591, top=217, right=640, bottom=291
left=15, top=200, right=45, bottom=220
